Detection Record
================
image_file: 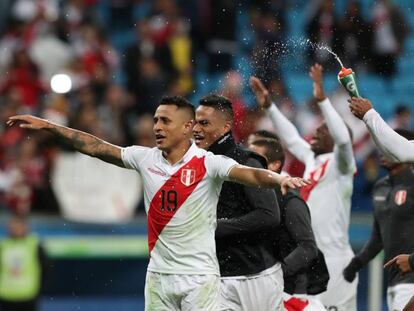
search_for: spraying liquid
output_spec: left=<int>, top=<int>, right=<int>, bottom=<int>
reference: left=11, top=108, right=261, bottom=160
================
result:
left=304, top=39, right=344, bottom=67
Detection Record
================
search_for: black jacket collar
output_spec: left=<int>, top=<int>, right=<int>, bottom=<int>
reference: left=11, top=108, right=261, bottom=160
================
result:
left=208, top=132, right=236, bottom=155
left=389, top=166, right=414, bottom=185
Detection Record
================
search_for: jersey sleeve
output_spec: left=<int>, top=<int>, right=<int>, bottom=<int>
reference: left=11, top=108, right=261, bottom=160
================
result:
left=266, top=103, right=314, bottom=164
left=205, top=154, right=238, bottom=180
left=121, top=146, right=150, bottom=171
left=318, top=98, right=356, bottom=175
left=363, top=109, right=414, bottom=162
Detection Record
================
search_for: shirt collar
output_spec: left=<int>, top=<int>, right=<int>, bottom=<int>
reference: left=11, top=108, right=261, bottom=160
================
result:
left=207, top=132, right=235, bottom=155
left=159, top=141, right=197, bottom=166
left=389, top=166, right=414, bottom=185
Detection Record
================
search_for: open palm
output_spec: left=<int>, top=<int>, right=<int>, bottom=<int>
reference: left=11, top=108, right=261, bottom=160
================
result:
left=6, top=115, right=52, bottom=130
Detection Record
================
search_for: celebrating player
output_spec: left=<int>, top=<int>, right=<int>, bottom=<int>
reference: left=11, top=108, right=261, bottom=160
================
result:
left=343, top=130, right=414, bottom=311
left=193, top=95, right=283, bottom=310
left=248, top=137, right=329, bottom=311
left=251, top=64, right=358, bottom=310
left=7, top=96, right=307, bottom=311
left=349, top=97, right=414, bottom=162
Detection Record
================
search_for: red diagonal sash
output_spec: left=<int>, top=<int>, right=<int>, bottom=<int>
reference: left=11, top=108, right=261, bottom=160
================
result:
left=147, top=156, right=206, bottom=252
left=300, top=160, right=329, bottom=202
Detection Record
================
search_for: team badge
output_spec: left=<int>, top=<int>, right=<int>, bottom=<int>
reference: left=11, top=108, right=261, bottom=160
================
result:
left=181, top=169, right=196, bottom=186
left=394, top=190, right=407, bottom=206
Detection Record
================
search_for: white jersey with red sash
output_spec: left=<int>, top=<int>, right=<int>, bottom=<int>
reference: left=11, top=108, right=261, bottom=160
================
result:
left=122, top=143, right=238, bottom=275
left=299, top=152, right=355, bottom=257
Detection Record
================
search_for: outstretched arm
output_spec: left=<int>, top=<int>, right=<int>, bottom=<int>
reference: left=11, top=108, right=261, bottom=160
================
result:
left=310, top=64, right=355, bottom=174
left=7, top=115, right=124, bottom=167
left=350, top=98, right=414, bottom=162
left=228, top=165, right=309, bottom=194
left=343, top=218, right=383, bottom=282
left=250, top=77, right=314, bottom=164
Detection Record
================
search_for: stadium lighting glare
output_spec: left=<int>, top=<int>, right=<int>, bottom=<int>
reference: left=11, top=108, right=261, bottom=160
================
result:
left=50, top=74, right=72, bottom=94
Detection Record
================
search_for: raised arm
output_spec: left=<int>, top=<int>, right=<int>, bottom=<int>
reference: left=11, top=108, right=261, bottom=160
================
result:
left=228, top=164, right=309, bottom=195
left=310, top=64, right=355, bottom=174
left=7, top=115, right=124, bottom=167
left=250, top=77, right=314, bottom=164
left=350, top=98, right=414, bottom=162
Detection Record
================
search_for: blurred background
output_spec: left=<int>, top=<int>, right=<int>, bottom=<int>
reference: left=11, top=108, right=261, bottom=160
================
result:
left=0, top=0, right=413, bottom=310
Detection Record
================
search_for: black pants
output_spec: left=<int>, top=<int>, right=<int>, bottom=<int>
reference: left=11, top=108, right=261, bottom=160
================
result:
left=0, top=299, right=37, bottom=311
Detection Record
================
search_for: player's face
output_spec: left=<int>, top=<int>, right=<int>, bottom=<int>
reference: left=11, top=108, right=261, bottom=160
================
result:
left=9, top=219, right=27, bottom=238
left=153, top=105, right=193, bottom=152
left=193, top=106, right=231, bottom=149
left=310, top=123, right=334, bottom=155
left=379, top=155, right=398, bottom=171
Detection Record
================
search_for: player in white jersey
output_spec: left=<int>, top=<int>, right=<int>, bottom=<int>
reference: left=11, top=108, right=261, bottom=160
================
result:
left=251, top=64, right=358, bottom=311
left=7, top=95, right=308, bottom=311
left=349, top=97, right=414, bottom=162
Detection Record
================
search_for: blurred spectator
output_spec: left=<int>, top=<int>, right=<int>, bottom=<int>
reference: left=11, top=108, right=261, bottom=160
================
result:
left=388, top=104, right=412, bottom=130
left=29, top=23, right=73, bottom=82
left=0, top=19, right=25, bottom=76
left=371, top=0, right=410, bottom=78
left=124, top=19, right=174, bottom=113
left=220, top=71, right=252, bottom=143
left=204, top=0, right=237, bottom=73
left=0, top=216, right=49, bottom=311
left=109, top=0, right=134, bottom=31
left=168, top=17, right=193, bottom=96
left=0, top=49, right=44, bottom=112
left=251, top=11, right=285, bottom=83
left=12, top=0, right=58, bottom=24
left=306, top=0, right=340, bottom=71
left=337, top=2, right=372, bottom=72
left=97, top=84, right=130, bottom=145
left=132, top=113, right=155, bottom=148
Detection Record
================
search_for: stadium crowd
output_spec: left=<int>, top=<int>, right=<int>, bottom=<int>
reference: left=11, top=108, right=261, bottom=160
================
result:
left=0, top=0, right=411, bottom=216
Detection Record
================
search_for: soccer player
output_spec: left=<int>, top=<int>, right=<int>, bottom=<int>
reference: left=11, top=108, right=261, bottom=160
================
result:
left=249, top=137, right=329, bottom=311
left=7, top=96, right=307, bottom=311
left=343, top=130, right=414, bottom=311
left=349, top=97, right=414, bottom=162
left=251, top=64, right=358, bottom=310
left=193, top=95, right=283, bottom=310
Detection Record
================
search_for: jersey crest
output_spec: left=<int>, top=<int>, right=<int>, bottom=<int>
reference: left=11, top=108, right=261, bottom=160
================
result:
left=181, top=169, right=196, bottom=186
left=394, top=190, right=407, bottom=206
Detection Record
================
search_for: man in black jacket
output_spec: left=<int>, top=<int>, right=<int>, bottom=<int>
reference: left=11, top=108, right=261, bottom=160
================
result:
left=193, top=95, right=283, bottom=310
left=343, top=130, right=414, bottom=311
left=249, top=135, right=329, bottom=310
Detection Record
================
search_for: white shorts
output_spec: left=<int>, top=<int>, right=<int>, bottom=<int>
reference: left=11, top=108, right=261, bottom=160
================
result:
left=316, top=254, right=358, bottom=311
left=387, top=283, right=414, bottom=311
left=284, top=294, right=327, bottom=310
left=144, top=271, right=220, bottom=311
left=218, top=263, right=284, bottom=311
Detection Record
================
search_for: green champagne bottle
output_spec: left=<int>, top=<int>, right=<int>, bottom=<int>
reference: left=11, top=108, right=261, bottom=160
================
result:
left=338, top=67, right=360, bottom=98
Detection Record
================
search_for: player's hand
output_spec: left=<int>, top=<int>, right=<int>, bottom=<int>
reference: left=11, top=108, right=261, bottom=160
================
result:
left=280, top=176, right=311, bottom=195
left=384, top=254, right=413, bottom=274
left=250, top=76, right=272, bottom=109
left=7, top=115, right=53, bottom=130
left=309, top=63, right=326, bottom=101
left=348, top=97, right=373, bottom=120
left=343, top=258, right=361, bottom=282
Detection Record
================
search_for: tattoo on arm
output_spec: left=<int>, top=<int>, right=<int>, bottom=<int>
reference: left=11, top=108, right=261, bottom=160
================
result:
left=49, top=125, right=124, bottom=167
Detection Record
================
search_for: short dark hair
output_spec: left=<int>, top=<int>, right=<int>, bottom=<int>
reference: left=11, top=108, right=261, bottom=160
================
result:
left=251, top=139, right=285, bottom=170
left=395, top=128, right=414, bottom=141
left=395, top=105, right=411, bottom=116
left=159, top=95, right=195, bottom=119
left=199, top=94, right=233, bottom=121
left=251, top=130, right=280, bottom=141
